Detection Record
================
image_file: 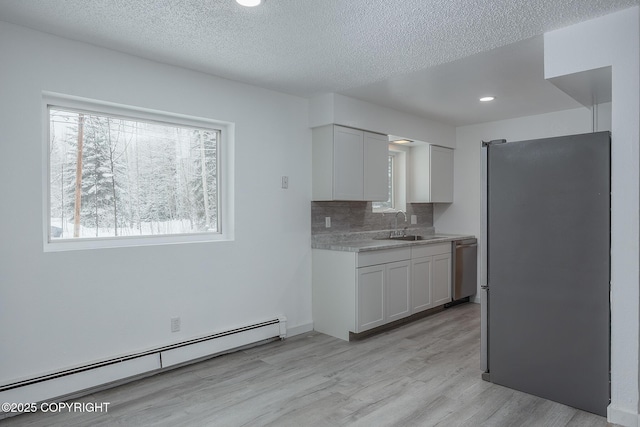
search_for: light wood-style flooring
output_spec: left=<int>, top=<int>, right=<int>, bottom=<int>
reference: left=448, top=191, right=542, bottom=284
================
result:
left=2, top=303, right=614, bottom=426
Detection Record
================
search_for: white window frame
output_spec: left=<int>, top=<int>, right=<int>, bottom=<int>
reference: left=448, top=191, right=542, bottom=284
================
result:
left=42, top=92, right=234, bottom=252
left=372, top=149, right=406, bottom=213
left=372, top=153, right=395, bottom=212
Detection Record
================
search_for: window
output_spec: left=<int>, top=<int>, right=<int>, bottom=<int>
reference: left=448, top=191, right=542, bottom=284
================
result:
left=372, top=154, right=395, bottom=211
left=45, top=95, right=231, bottom=250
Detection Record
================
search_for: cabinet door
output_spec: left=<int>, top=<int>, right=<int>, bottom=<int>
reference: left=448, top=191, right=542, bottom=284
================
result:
left=333, top=126, right=364, bottom=200
left=386, top=260, right=411, bottom=322
left=356, top=265, right=385, bottom=332
left=432, top=252, right=452, bottom=306
left=408, top=144, right=430, bottom=202
left=430, top=145, right=453, bottom=203
left=411, top=256, right=432, bottom=313
left=363, top=132, right=389, bottom=201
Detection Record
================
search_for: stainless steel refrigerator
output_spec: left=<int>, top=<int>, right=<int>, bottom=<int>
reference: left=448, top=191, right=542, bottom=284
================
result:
left=481, top=132, right=610, bottom=416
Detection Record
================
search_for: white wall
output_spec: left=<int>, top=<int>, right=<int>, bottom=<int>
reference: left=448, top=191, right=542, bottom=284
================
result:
left=0, top=21, right=312, bottom=387
left=545, top=7, right=640, bottom=426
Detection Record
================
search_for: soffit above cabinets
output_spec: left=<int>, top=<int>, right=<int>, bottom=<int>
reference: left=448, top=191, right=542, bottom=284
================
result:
left=548, top=66, right=612, bottom=107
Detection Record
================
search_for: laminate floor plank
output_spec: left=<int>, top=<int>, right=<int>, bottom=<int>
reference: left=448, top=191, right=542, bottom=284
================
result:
left=1, top=304, right=616, bottom=427
left=566, top=410, right=615, bottom=427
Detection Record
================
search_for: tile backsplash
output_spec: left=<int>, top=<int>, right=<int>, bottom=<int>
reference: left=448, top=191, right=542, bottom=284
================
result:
left=311, top=201, right=433, bottom=235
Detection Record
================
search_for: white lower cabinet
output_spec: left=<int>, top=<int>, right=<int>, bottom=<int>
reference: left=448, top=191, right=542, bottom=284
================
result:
left=356, top=249, right=412, bottom=333
left=385, top=260, right=412, bottom=323
left=411, top=243, right=452, bottom=314
left=356, top=265, right=386, bottom=331
left=312, top=243, right=452, bottom=341
left=356, top=259, right=412, bottom=333
left=411, top=256, right=432, bottom=313
left=432, top=252, right=452, bottom=306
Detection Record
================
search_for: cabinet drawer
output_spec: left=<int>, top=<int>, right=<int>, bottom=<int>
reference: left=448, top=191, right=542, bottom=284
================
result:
left=358, top=248, right=411, bottom=268
left=411, top=243, right=451, bottom=259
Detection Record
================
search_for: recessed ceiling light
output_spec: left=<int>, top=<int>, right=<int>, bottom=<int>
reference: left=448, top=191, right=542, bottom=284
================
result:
left=480, top=96, right=496, bottom=102
left=236, top=0, right=262, bottom=6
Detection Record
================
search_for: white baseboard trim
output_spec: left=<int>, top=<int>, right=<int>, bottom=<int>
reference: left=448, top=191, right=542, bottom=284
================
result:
left=287, top=322, right=314, bottom=337
left=608, top=404, right=639, bottom=427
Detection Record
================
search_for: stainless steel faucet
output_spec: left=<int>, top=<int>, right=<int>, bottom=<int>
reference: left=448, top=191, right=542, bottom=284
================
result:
left=391, top=211, right=408, bottom=237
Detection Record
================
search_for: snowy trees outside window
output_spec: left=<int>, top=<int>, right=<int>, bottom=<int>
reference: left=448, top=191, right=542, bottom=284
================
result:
left=49, top=107, right=220, bottom=240
left=372, top=155, right=394, bottom=211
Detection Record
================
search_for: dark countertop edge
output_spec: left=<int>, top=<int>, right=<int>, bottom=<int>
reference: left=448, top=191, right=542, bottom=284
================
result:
left=311, top=234, right=476, bottom=252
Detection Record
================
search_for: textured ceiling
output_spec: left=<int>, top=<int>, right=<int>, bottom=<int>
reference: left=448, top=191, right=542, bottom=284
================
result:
left=0, top=0, right=638, bottom=124
left=341, top=35, right=584, bottom=126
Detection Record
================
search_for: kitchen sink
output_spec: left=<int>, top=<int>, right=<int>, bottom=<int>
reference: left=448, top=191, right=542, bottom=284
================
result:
left=377, top=235, right=426, bottom=241
left=390, top=235, right=424, bottom=241
left=376, top=235, right=450, bottom=241
left=374, top=234, right=448, bottom=242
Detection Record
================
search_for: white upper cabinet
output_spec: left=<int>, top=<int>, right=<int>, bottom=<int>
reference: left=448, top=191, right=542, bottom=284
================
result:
left=409, top=144, right=454, bottom=203
left=430, top=146, right=454, bottom=202
left=363, top=131, right=390, bottom=201
left=333, top=126, right=364, bottom=200
left=312, top=125, right=389, bottom=201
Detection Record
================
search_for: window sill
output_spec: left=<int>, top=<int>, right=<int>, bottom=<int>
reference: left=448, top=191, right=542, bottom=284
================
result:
left=43, top=232, right=233, bottom=252
left=372, top=207, right=403, bottom=214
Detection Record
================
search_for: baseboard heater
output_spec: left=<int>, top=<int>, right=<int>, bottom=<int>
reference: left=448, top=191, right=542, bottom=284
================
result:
left=0, top=316, right=287, bottom=406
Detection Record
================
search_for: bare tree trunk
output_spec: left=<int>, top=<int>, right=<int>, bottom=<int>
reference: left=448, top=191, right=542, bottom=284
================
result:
left=123, top=122, right=135, bottom=234
left=135, top=123, right=142, bottom=234
left=61, top=163, right=64, bottom=234
left=73, top=114, right=84, bottom=237
left=176, top=129, right=194, bottom=230
left=107, top=118, right=118, bottom=236
left=199, top=130, right=210, bottom=229
left=148, top=138, right=155, bottom=235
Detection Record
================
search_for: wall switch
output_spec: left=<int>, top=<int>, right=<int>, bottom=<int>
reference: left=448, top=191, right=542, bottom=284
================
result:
left=411, top=215, right=417, bottom=225
left=281, top=176, right=289, bottom=189
left=171, top=317, right=181, bottom=333
left=325, top=217, right=331, bottom=228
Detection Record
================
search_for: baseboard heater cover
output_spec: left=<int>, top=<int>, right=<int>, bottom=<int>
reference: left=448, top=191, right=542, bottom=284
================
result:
left=0, top=355, right=160, bottom=407
left=0, top=316, right=287, bottom=405
left=160, top=318, right=285, bottom=367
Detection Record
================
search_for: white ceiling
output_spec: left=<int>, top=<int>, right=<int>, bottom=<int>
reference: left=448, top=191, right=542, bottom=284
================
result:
left=0, top=0, right=637, bottom=125
left=342, top=36, right=586, bottom=126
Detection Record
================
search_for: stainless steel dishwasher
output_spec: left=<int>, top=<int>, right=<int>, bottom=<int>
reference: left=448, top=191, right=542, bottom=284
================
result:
left=451, top=238, right=478, bottom=303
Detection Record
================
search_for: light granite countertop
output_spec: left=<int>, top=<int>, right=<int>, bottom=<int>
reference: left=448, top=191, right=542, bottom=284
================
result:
left=312, top=230, right=476, bottom=252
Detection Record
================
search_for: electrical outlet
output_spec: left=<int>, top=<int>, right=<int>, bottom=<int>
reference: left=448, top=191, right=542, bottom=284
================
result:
left=281, top=176, right=289, bottom=189
left=411, top=215, right=417, bottom=225
left=325, top=217, right=331, bottom=228
left=171, top=317, right=181, bottom=333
